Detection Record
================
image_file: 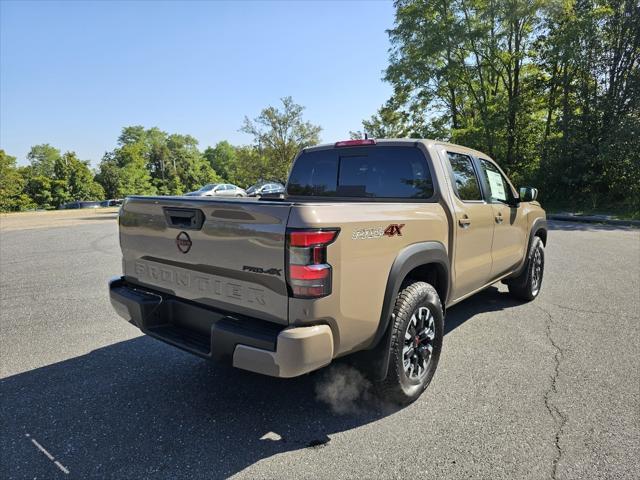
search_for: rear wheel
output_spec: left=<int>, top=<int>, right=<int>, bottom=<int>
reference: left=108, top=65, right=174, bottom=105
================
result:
left=376, top=281, right=444, bottom=405
left=507, top=236, right=545, bottom=301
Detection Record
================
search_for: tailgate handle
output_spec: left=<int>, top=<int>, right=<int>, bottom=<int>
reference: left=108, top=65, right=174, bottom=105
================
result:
left=163, top=208, right=205, bottom=230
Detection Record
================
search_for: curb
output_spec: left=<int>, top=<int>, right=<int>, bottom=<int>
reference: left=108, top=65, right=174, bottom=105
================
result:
left=547, top=214, right=640, bottom=227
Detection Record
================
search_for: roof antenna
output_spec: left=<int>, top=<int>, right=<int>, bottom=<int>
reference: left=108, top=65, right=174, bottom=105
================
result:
left=364, top=132, right=369, bottom=140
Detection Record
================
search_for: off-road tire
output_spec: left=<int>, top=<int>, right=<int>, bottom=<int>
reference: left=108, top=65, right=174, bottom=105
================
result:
left=376, top=281, right=444, bottom=405
left=507, top=236, right=545, bottom=301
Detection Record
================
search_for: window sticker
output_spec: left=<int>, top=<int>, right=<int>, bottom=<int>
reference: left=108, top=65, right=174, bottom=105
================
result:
left=486, top=169, right=507, bottom=201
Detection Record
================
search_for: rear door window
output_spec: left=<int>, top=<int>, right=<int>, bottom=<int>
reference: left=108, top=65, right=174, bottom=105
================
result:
left=446, top=152, right=482, bottom=201
left=287, top=152, right=338, bottom=196
left=287, top=146, right=433, bottom=199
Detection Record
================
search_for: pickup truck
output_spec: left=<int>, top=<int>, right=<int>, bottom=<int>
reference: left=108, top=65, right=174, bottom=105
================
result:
left=109, top=139, right=546, bottom=404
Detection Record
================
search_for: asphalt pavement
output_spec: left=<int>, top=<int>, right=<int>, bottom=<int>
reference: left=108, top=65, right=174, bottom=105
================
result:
left=1, top=212, right=638, bottom=479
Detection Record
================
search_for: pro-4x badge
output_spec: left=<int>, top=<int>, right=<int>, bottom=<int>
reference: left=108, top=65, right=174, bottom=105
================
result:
left=384, top=224, right=405, bottom=237
left=243, top=266, right=282, bottom=276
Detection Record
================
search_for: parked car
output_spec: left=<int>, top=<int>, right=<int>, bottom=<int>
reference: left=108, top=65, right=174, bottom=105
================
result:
left=59, top=201, right=102, bottom=209
left=246, top=182, right=285, bottom=197
left=109, top=138, right=546, bottom=404
left=100, top=199, right=123, bottom=207
left=184, top=183, right=247, bottom=197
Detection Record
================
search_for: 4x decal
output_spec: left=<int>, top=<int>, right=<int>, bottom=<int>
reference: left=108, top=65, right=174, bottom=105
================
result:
left=353, top=224, right=406, bottom=240
left=384, top=224, right=405, bottom=237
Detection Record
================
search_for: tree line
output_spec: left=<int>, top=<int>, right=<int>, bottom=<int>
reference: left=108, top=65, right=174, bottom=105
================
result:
left=353, top=0, right=639, bottom=213
left=1, top=146, right=105, bottom=211
left=2, top=0, right=638, bottom=214
left=0, top=97, right=321, bottom=211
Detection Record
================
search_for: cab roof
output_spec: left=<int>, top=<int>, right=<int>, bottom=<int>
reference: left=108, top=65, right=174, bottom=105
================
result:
left=302, top=138, right=493, bottom=161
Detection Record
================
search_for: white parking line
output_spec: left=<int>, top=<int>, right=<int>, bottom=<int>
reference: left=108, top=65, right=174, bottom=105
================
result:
left=54, top=461, right=70, bottom=474
left=25, top=434, right=69, bottom=475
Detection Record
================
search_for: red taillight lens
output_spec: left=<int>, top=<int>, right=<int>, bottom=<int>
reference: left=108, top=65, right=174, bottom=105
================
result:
left=334, top=139, right=376, bottom=147
left=287, top=229, right=339, bottom=299
left=288, top=230, right=338, bottom=247
left=290, top=265, right=330, bottom=280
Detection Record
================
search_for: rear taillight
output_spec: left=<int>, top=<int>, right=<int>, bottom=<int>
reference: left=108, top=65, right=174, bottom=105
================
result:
left=287, top=229, right=339, bottom=298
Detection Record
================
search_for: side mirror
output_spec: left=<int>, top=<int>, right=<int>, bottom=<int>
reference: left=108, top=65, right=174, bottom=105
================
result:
left=519, top=187, right=538, bottom=202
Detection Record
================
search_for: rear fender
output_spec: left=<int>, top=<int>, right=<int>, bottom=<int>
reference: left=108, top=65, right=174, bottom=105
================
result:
left=351, top=242, right=450, bottom=381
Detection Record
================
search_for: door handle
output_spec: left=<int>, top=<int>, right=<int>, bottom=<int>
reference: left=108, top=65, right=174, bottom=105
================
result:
left=495, top=212, right=504, bottom=224
left=458, top=216, right=471, bottom=228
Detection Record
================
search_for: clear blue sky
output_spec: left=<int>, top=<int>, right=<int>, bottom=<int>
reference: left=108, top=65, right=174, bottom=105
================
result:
left=1, top=0, right=394, bottom=167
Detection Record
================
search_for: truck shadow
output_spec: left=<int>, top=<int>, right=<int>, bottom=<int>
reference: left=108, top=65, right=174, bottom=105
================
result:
left=444, top=286, right=521, bottom=335
left=1, top=288, right=520, bottom=479
left=0, top=338, right=392, bottom=479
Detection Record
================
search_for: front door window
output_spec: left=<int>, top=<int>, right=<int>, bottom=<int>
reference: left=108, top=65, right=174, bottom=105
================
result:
left=478, top=159, right=525, bottom=276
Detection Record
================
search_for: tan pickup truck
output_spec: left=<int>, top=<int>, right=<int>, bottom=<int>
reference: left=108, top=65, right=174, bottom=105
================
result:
left=109, top=139, right=546, bottom=404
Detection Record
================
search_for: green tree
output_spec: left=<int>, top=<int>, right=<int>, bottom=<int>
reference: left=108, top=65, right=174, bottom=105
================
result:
left=96, top=127, right=157, bottom=198
left=21, top=145, right=105, bottom=208
left=116, top=144, right=157, bottom=197
left=57, top=152, right=105, bottom=203
left=95, top=158, right=122, bottom=199
left=21, top=168, right=55, bottom=209
left=364, top=0, right=639, bottom=211
left=384, top=0, right=543, bottom=175
left=145, top=127, right=175, bottom=194
left=0, top=150, right=35, bottom=211
left=231, top=146, right=271, bottom=187
left=241, top=97, right=322, bottom=182
left=350, top=100, right=414, bottom=139
left=27, top=144, right=61, bottom=177
left=533, top=0, right=640, bottom=209
left=203, top=141, right=237, bottom=181
left=165, top=133, right=220, bottom=193
left=22, top=145, right=68, bottom=208
left=97, top=126, right=223, bottom=197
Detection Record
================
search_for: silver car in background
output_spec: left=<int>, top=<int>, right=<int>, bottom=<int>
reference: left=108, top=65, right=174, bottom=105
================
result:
left=246, top=182, right=285, bottom=197
left=184, top=183, right=247, bottom=197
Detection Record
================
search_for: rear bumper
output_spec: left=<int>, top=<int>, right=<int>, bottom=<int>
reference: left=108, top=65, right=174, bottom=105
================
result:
left=109, top=277, right=333, bottom=378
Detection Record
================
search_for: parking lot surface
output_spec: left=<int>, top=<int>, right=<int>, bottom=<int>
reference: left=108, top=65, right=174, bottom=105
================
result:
left=1, top=212, right=638, bottom=479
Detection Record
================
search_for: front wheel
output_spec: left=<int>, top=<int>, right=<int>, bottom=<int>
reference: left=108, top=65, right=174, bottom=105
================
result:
left=508, top=236, right=545, bottom=301
left=376, top=281, right=444, bottom=405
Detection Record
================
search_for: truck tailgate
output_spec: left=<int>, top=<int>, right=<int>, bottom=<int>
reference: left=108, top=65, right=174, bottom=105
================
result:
left=119, top=196, right=292, bottom=325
